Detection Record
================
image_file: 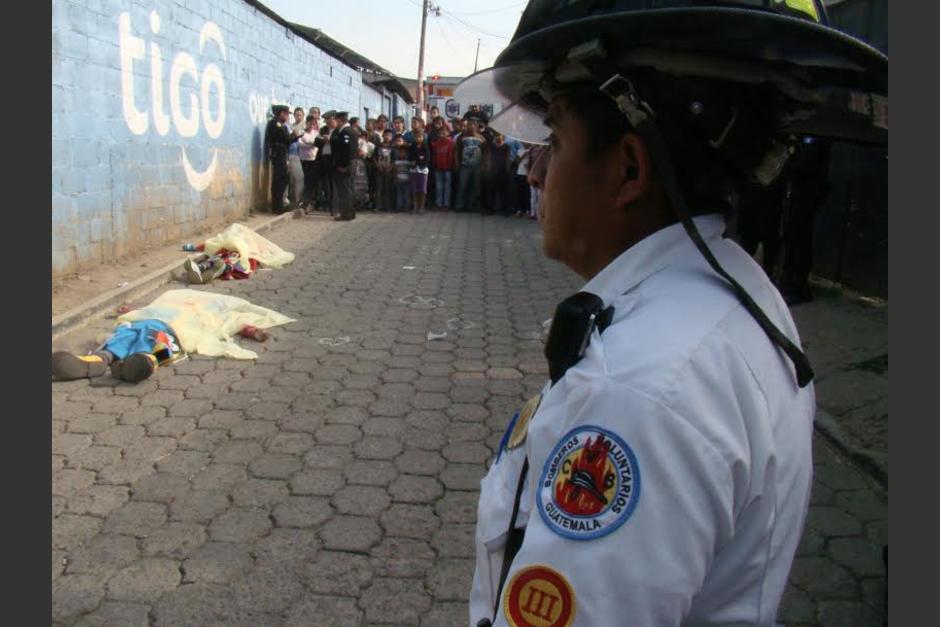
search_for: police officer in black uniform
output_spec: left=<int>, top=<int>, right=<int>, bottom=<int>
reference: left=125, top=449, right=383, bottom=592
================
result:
left=331, top=111, right=358, bottom=221
left=264, top=104, right=298, bottom=215
left=780, top=136, right=833, bottom=304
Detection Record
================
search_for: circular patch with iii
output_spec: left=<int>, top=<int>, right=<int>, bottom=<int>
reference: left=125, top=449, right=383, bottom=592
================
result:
left=538, top=425, right=640, bottom=540
left=503, top=564, right=575, bottom=627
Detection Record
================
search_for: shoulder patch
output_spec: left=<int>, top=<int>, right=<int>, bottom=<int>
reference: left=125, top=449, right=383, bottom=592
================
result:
left=503, top=564, right=575, bottom=627
left=537, top=425, right=640, bottom=540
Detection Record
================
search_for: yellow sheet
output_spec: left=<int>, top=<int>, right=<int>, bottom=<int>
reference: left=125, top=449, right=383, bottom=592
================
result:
left=118, top=289, right=295, bottom=359
left=203, top=223, right=295, bottom=268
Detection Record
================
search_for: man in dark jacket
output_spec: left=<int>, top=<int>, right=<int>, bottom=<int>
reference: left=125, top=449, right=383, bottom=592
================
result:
left=331, top=111, right=358, bottom=221
left=780, top=137, right=833, bottom=304
left=264, top=104, right=298, bottom=214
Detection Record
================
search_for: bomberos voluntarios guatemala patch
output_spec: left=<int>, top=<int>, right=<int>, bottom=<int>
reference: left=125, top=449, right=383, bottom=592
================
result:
left=538, top=425, right=640, bottom=540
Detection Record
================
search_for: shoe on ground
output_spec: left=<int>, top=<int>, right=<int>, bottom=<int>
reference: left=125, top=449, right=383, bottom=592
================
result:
left=110, top=353, right=158, bottom=383
left=52, top=351, right=109, bottom=380
left=183, top=259, right=203, bottom=284
left=206, top=258, right=228, bottom=282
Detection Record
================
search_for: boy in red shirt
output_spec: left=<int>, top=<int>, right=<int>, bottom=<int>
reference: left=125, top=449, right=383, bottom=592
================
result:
left=430, top=127, right=456, bottom=210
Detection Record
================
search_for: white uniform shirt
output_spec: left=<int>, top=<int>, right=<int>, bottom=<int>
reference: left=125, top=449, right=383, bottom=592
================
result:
left=470, top=215, right=815, bottom=627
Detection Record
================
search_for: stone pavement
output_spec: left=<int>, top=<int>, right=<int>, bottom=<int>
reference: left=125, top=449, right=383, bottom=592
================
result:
left=52, top=213, right=886, bottom=626
left=791, top=294, right=888, bottom=483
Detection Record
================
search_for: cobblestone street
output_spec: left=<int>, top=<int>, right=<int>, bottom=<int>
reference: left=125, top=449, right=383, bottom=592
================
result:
left=52, top=213, right=886, bottom=626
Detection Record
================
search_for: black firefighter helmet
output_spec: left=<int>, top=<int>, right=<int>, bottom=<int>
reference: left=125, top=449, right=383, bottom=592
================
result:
left=455, top=0, right=888, bottom=388
left=458, top=0, right=886, bottom=152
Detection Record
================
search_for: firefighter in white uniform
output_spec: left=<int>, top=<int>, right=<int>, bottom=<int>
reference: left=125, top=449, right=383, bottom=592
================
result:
left=456, top=1, right=887, bottom=625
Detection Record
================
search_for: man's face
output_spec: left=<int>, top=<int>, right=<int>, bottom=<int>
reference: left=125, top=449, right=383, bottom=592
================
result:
left=327, top=117, right=338, bottom=129
left=411, top=117, right=423, bottom=132
left=531, top=100, right=618, bottom=264
left=393, top=120, right=405, bottom=133
left=294, top=110, right=304, bottom=124
left=277, top=110, right=290, bottom=123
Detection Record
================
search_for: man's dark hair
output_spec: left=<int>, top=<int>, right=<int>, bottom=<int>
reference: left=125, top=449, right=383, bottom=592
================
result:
left=350, top=117, right=359, bottom=125
left=393, top=116, right=405, bottom=124
left=294, top=107, right=304, bottom=114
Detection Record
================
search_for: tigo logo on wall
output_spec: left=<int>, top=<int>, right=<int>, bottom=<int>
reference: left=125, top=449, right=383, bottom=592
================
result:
left=118, top=11, right=226, bottom=191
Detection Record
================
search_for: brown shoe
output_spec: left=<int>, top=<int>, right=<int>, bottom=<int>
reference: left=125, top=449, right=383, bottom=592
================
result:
left=110, top=353, right=158, bottom=383
left=52, top=351, right=109, bottom=380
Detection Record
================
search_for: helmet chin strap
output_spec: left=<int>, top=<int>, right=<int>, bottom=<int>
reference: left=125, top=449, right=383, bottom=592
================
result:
left=599, top=74, right=815, bottom=388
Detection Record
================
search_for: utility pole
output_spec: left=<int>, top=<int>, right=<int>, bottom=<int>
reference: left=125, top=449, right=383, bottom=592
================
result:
left=474, top=38, right=481, bottom=73
left=416, top=0, right=430, bottom=120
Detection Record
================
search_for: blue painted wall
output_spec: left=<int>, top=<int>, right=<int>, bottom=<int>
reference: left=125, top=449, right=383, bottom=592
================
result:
left=360, top=82, right=383, bottom=123
left=52, top=0, right=362, bottom=277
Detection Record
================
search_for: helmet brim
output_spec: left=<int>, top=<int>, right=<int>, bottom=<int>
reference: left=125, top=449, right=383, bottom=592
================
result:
left=499, top=8, right=886, bottom=93
left=457, top=7, right=887, bottom=145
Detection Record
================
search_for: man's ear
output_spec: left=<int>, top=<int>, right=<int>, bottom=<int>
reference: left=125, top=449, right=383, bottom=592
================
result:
left=613, top=133, right=652, bottom=209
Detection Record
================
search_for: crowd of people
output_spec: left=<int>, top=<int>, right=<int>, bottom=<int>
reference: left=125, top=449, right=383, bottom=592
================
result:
left=264, top=103, right=544, bottom=222
left=264, top=101, right=830, bottom=304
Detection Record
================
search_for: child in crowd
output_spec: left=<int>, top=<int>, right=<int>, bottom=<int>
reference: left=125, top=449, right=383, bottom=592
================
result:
left=365, top=118, right=380, bottom=208
left=392, top=135, right=412, bottom=212
left=298, top=115, right=320, bottom=213
left=455, top=120, right=485, bottom=212
left=404, top=116, right=424, bottom=145
left=527, top=145, right=546, bottom=219
left=486, top=133, right=513, bottom=214
left=392, top=116, right=407, bottom=143
left=430, top=127, right=455, bottom=210
left=429, top=106, right=452, bottom=133
left=513, top=142, right=531, bottom=217
left=374, top=114, right=390, bottom=140
left=408, top=130, right=431, bottom=213
left=355, top=131, right=375, bottom=209
left=315, top=125, right=333, bottom=214
left=374, top=129, right=395, bottom=212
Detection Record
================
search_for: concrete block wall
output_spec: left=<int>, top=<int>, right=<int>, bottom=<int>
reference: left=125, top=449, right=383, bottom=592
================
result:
left=52, top=0, right=362, bottom=277
left=360, top=82, right=383, bottom=123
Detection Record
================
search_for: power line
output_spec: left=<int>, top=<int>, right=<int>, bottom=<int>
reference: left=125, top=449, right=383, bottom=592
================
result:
left=449, top=2, right=525, bottom=16
left=417, top=0, right=512, bottom=39
left=434, top=14, right=461, bottom=59
left=441, top=12, right=511, bottom=39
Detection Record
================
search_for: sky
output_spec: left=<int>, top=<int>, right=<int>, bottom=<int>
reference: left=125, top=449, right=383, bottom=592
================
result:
left=259, top=0, right=526, bottom=79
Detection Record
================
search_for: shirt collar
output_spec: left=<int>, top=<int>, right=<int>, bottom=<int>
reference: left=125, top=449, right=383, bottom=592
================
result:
left=582, top=214, right=727, bottom=306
